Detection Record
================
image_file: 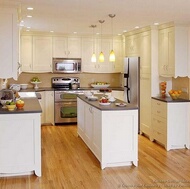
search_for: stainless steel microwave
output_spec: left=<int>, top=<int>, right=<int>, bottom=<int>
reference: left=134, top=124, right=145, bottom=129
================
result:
left=52, top=58, right=81, bottom=73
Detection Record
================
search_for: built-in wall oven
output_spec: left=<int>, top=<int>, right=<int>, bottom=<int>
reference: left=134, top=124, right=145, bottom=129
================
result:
left=52, top=77, right=83, bottom=124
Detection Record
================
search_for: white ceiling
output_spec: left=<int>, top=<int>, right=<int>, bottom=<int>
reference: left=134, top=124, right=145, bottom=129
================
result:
left=1, top=0, right=190, bottom=35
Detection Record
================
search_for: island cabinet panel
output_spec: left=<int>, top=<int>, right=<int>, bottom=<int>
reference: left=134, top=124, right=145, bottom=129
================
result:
left=0, top=113, right=41, bottom=177
left=77, top=97, right=138, bottom=169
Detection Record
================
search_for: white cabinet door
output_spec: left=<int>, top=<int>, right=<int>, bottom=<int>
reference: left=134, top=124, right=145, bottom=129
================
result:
left=139, top=31, right=151, bottom=74
left=140, top=74, right=151, bottom=137
left=37, top=92, right=45, bottom=124
left=0, top=8, right=18, bottom=80
left=45, top=91, right=54, bottom=125
left=77, top=98, right=85, bottom=138
left=33, top=36, right=52, bottom=72
left=53, top=37, right=81, bottom=58
left=20, top=36, right=33, bottom=72
left=125, top=34, right=140, bottom=56
left=159, top=26, right=188, bottom=77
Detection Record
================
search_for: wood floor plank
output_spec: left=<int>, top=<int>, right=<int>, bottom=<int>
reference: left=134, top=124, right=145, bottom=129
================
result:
left=0, top=125, right=190, bottom=189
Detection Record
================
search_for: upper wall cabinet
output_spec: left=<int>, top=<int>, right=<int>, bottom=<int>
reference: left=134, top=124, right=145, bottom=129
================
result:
left=0, top=8, right=18, bottom=80
left=52, top=37, right=81, bottom=58
left=21, top=35, right=52, bottom=73
left=125, top=34, right=140, bottom=57
left=158, top=25, right=188, bottom=77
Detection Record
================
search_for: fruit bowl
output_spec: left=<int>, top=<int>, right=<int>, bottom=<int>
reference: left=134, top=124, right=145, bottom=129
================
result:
left=6, top=104, right=16, bottom=111
left=168, top=90, right=182, bottom=100
left=0, top=99, right=12, bottom=108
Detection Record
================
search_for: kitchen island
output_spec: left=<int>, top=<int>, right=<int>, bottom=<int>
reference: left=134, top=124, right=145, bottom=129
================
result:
left=77, top=95, right=138, bottom=169
left=0, top=98, right=42, bottom=177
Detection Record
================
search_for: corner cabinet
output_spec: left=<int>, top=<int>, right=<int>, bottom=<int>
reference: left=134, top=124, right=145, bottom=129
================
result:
left=151, top=98, right=190, bottom=151
left=158, top=25, right=188, bottom=77
left=0, top=8, right=19, bottom=80
left=52, top=36, right=81, bottom=58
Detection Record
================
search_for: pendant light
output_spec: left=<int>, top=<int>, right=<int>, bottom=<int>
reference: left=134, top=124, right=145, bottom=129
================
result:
left=109, top=14, right=116, bottom=62
left=90, top=25, right=97, bottom=62
left=99, top=20, right=105, bottom=62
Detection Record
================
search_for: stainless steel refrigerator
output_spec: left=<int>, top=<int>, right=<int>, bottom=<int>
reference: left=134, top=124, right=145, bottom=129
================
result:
left=123, top=57, right=140, bottom=132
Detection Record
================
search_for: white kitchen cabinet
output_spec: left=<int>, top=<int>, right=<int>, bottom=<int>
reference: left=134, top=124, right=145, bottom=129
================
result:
left=20, top=36, right=33, bottom=71
left=37, top=92, right=45, bottom=124
left=151, top=98, right=189, bottom=151
left=0, top=8, right=18, bottom=80
left=158, top=25, right=188, bottom=77
left=125, top=34, right=140, bottom=56
left=139, top=31, right=151, bottom=74
left=77, top=97, right=138, bottom=169
left=44, top=91, right=54, bottom=125
left=140, top=74, right=151, bottom=137
left=53, top=36, right=81, bottom=58
left=38, top=91, right=54, bottom=125
left=33, top=36, right=52, bottom=72
left=0, top=113, right=41, bottom=177
left=21, top=35, right=53, bottom=73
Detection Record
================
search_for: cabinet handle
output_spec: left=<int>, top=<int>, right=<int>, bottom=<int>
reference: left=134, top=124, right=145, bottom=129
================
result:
left=157, top=102, right=160, bottom=105
left=157, top=111, right=161, bottom=114
left=157, top=120, right=161, bottom=123
left=89, top=107, right=93, bottom=113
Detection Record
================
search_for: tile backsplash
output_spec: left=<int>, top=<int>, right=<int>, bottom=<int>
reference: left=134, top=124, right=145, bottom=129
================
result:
left=7, top=72, right=122, bottom=89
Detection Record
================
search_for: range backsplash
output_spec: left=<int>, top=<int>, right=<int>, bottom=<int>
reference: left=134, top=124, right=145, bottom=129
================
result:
left=7, top=72, right=123, bottom=89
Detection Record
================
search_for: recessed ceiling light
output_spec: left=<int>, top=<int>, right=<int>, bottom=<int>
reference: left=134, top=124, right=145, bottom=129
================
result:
left=50, top=31, right=54, bottom=33
left=20, top=20, right=24, bottom=23
left=73, top=32, right=77, bottom=34
left=118, top=34, right=122, bottom=36
left=154, top=22, right=159, bottom=25
left=135, top=26, right=139, bottom=29
left=27, top=15, right=32, bottom=18
left=123, top=30, right=127, bottom=33
left=96, top=32, right=100, bottom=35
left=27, top=7, right=33, bottom=10
left=27, top=27, right=31, bottom=29
left=26, top=30, right=30, bottom=32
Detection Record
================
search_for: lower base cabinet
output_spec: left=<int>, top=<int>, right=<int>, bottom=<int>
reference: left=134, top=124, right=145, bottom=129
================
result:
left=0, top=113, right=41, bottom=177
left=77, top=97, right=138, bottom=169
left=151, top=99, right=190, bottom=151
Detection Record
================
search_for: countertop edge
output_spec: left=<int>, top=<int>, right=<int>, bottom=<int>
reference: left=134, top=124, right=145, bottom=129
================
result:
left=77, top=94, right=138, bottom=111
left=152, top=96, right=190, bottom=103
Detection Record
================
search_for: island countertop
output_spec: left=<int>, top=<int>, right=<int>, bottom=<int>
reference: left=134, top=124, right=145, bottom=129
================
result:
left=77, top=94, right=138, bottom=111
left=0, top=97, right=42, bottom=114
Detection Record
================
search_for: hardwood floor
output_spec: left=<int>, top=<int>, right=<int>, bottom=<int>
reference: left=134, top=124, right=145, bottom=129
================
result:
left=1, top=125, right=190, bottom=189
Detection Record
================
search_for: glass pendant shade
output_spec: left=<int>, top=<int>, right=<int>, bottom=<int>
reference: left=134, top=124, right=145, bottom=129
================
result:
left=109, top=49, right=115, bottom=62
left=99, top=52, right=104, bottom=62
left=91, top=52, right=96, bottom=62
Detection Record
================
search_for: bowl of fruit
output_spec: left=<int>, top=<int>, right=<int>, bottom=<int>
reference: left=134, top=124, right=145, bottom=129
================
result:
left=6, top=101, right=16, bottom=111
left=99, top=97, right=110, bottom=105
left=16, top=99, right=25, bottom=109
left=91, top=82, right=110, bottom=89
left=0, top=99, right=12, bottom=108
left=168, top=90, right=182, bottom=100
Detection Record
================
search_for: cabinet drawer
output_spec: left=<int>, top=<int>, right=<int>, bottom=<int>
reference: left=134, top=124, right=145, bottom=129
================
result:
left=152, top=129, right=166, bottom=145
left=151, top=115, right=167, bottom=133
left=152, top=99, right=167, bottom=118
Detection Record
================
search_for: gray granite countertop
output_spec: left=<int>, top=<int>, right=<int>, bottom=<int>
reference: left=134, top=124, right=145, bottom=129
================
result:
left=19, top=87, right=124, bottom=92
left=77, top=94, right=138, bottom=111
left=152, top=96, right=190, bottom=103
left=0, top=98, right=42, bottom=114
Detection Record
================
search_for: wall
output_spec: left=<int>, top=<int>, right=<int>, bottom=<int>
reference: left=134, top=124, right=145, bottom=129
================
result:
left=7, top=72, right=122, bottom=89
left=172, top=77, right=189, bottom=99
